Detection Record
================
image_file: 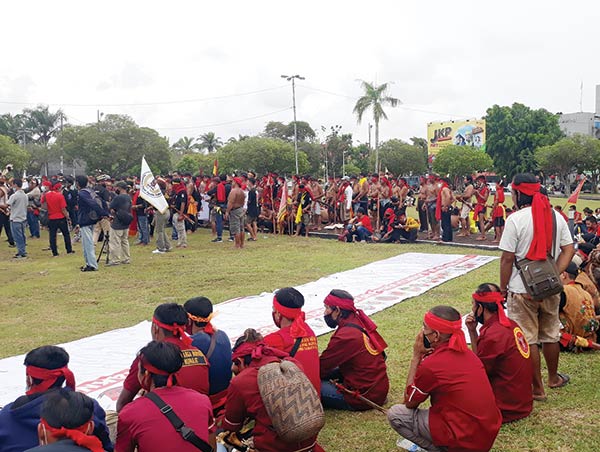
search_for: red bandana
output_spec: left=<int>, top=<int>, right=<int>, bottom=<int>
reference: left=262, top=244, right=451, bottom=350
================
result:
left=424, top=311, right=468, bottom=352
left=40, top=418, right=103, bottom=452
left=513, top=182, right=552, bottom=260
left=273, top=297, right=309, bottom=338
left=26, top=366, right=76, bottom=395
left=141, top=355, right=174, bottom=387
left=152, top=317, right=192, bottom=347
left=472, top=291, right=511, bottom=327
left=231, top=341, right=288, bottom=363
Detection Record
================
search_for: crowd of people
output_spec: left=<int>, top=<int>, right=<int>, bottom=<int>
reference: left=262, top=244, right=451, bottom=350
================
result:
left=1, top=171, right=600, bottom=451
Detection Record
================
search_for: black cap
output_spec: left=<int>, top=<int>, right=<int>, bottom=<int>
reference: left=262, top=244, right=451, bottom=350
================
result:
left=565, top=262, right=579, bottom=277
left=390, top=196, right=399, bottom=203
left=578, top=242, right=594, bottom=257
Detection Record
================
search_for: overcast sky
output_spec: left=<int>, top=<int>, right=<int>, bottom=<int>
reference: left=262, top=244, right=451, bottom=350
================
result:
left=1, top=0, right=598, bottom=146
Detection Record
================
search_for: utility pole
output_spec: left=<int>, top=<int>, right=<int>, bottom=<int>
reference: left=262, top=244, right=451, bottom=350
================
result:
left=59, top=113, right=64, bottom=174
left=281, top=74, right=305, bottom=174
left=368, top=123, right=372, bottom=150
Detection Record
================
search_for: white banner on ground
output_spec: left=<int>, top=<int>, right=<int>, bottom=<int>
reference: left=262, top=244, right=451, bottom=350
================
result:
left=139, top=156, right=169, bottom=214
left=0, top=252, right=495, bottom=410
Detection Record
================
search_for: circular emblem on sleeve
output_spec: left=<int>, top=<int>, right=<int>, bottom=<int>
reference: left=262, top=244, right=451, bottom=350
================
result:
left=513, top=327, right=530, bottom=359
left=362, top=333, right=380, bottom=356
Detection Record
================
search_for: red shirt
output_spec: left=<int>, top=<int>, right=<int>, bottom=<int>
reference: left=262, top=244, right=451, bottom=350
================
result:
left=406, top=343, right=501, bottom=452
left=476, top=315, right=533, bottom=423
left=222, top=356, right=317, bottom=452
left=123, top=337, right=210, bottom=396
left=319, top=315, right=389, bottom=410
left=356, top=215, right=373, bottom=233
left=43, top=191, right=67, bottom=220
left=263, top=325, right=320, bottom=391
left=116, top=386, right=214, bottom=452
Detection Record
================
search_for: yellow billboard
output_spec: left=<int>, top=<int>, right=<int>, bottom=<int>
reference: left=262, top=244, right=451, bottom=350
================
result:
left=427, top=119, right=486, bottom=155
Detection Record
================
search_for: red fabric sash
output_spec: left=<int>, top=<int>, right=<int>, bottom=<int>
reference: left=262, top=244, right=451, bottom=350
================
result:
left=435, top=182, right=448, bottom=221
left=40, top=418, right=103, bottom=452
left=472, top=291, right=510, bottom=327
left=324, top=294, right=387, bottom=352
left=231, top=342, right=289, bottom=363
left=26, top=366, right=76, bottom=395
left=273, top=298, right=309, bottom=338
left=513, top=182, right=552, bottom=260
left=141, top=356, right=174, bottom=387
left=424, top=311, right=467, bottom=352
left=216, top=182, right=226, bottom=202
left=152, top=317, right=192, bottom=347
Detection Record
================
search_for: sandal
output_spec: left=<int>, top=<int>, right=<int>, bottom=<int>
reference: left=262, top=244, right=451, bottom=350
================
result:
left=549, top=373, right=570, bottom=389
left=533, top=394, right=547, bottom=402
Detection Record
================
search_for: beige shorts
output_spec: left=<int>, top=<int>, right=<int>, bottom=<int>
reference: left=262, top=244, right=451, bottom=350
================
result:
left=340, top=206, right=350, bottom=222
left=507, top=292, right=561, bottom=344
left=229, top=207, right=245, bottom=234
left=460, top=204, right=471, bottom=219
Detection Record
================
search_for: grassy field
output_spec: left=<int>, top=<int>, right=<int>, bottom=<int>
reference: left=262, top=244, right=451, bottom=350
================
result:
left=1, top=227, right=599, bottom=451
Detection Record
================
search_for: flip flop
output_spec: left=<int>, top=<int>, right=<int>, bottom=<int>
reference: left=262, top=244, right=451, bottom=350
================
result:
left=533, top=394, right=547, bottom=402
left=549, top=373, right=570, bottom=389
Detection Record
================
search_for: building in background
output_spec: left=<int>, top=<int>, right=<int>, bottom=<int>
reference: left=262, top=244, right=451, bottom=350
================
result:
left=559, top=84, right=600, bottom=138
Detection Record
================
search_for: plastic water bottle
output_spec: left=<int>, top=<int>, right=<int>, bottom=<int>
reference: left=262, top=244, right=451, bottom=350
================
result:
left=396, top=438, right=425, bottom=451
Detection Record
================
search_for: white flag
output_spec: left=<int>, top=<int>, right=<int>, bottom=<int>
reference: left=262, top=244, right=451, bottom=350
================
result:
left=139, top=157, right=169, bottom=214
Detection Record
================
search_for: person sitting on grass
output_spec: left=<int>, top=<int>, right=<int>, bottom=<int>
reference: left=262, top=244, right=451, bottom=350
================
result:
left=116, top=303, right=209, bottom=412
left=319, top=289, right=389, bottom=411
left=263, top=287, right=320, bottom=391
left=343, top=208, right=373, bottom=242
left=0, top=346, right=112, bottom=452
left=374, top=208, right=419, bottom=243
left=387, top=305, right=501, bottom=452
left=466, top=283, right=533, bottom=419
left=116, top=341, right=215, bottom=452
left=183, top=296, right=232, bottom=415
left=559, top=262, right=599, bottom=351
left=25, top=389, right=104, bottom=452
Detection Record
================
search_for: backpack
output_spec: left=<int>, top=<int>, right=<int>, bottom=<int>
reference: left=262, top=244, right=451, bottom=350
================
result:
left=257, top=359, right=324, bottom=444
left=84, top=188, right=105, bottom=221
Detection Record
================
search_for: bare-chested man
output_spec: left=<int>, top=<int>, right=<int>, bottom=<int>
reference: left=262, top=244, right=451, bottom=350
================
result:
left=439, top=177, right=455, bottom=242
left=368, top=174, right=381, bottom=227
left=325, top=176, right=338, bottom=224
left=457, top=175, right=475, bottom=237
left=473, top=175, right=490, bottom=241
left=226, top=177, right=246, bottom=249
left=425, top=175, right=440, bottom=240
left=310, top=177, right=324, bottom=230
left=357, top=172, right=370, bottom=214
left=417, top=177, right=428, bottom=232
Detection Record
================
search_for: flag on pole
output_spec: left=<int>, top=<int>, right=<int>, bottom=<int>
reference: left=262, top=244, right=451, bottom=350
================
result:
left=277, top=179, right=289, bottom=222
left=139, top=157, right=169, bottom=214
left=212, top=159, right=219, bottom=176
left=567, top=177, right=586, bottom=205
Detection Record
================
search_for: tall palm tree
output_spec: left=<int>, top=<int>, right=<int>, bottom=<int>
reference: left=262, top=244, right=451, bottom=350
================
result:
left=197, top=132, right=223, bottom=154
left=353, top=81, right=401, bottom=172
left=171, top=136, right=198, bottom=155
left=23, top=105, right=66, bottom=146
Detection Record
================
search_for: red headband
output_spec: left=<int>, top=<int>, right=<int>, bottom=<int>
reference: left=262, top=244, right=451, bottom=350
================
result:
left=231, top=341, right=288, bottom=363
left=152, top=317, right=192, bottom=348
left=512, top=181, right=552, bottom=260
left=140, top=356, right=174, bottom=387
left=324, top=294, right=355, bottom=311
left=472, top=291, right=510, bottom=327
left=40, top=418, right=103, bottom=452
left=26, top=366, right=75, bottom=395
left=512, top=182, right=540, bottom=196
left=273, top=297, right=309, bottom=338
left=424, top=311, right=468, bottom=352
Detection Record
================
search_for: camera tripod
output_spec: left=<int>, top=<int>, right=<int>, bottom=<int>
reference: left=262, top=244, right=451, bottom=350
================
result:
left=96, top=231, right=110, bottom=264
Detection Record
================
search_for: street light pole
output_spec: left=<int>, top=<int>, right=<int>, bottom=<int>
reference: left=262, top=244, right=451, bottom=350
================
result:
left=281, top=74, right=305, bottom=174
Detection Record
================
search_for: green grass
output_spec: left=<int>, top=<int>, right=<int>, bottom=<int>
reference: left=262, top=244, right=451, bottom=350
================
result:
left=1, top=229, right=599, bottom=451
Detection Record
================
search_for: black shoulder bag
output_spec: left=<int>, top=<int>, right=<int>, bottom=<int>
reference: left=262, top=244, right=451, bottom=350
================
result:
left=145, top=391, right=213, bottom=452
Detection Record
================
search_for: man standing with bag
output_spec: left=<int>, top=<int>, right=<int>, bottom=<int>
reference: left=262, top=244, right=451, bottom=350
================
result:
left=499, top=173, right=574, bottom=402
left=107, top=182, right=133, bottom=266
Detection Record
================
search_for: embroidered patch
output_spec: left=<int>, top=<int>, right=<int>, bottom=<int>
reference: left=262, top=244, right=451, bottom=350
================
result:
left=514, top=327, right=530, bottom=359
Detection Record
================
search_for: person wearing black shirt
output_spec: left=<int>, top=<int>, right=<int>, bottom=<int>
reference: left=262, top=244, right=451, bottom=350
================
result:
left=107, top=182, right=132, bottom=266
left=134, top=193, right=149, bottom=245
left=245, top=178, right=259, bottom=241
left=172, top=178, right=189, bottom=248
left=294, top=184, right=312, bottom=237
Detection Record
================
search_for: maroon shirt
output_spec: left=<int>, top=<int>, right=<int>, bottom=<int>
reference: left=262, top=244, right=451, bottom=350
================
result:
left=222, top=355, right=317, bottom=452
left=319, top=314, right=389, bottom=409
left=264, top=325, right=320, bottom=392
left=117, top=386, right=214, bottom=452
left=123, top=336, right=210, bottom=396
left=406, top=343, right=502, bottom=452
left=476, top=314, right=533, bottom=423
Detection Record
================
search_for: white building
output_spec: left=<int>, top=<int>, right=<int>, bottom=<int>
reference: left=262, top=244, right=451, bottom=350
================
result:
left=559, top=84, right=600, bottom=138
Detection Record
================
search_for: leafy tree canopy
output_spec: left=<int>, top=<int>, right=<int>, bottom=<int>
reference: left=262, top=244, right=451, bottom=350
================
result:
left=0, top=135, right=29, bottom=172
left=263, top=121, right=316, bottom=142
left=374, top=139, right=427, bottom=176
left=433, top=145, right=494, bottom=179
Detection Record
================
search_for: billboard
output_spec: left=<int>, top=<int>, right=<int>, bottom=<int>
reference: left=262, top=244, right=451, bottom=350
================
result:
left=427, top=119, right=486, bottom=154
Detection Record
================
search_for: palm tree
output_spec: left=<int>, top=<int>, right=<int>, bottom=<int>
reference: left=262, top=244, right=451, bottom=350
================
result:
left=353, top=81, right=401, bottom=172
left=197, top=132, right=223, bottom=154
left=23, top=106, right=66, bottom=146
left=171, top=136, right=198, bottom=155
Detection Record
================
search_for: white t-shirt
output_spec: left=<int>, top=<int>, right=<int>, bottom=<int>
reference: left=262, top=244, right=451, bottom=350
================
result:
left=344, top=185, right=353, bottom=210
left=499, top=207, right=573, bottom=293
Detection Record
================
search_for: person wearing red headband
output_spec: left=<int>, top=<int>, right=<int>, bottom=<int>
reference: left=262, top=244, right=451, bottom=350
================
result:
left=116, top=303, right=209, bottom=412
left=436, top=177, right=454, bottom=243
left=263, top=288, right=320, bottom=391
left=184, top=296, right=232, bottom=414
left=424, top=175, right=440, bottom=240
left=222, top=329, right=324, bottom=452
left=499, top=173, right=574, bottom=401
left=26, top=390, right=103, bottom=452
left=465, top=283, right=534, bottom=420
left=226, top=177, right=246, bottom=248
left=117, top=341, right=215, bottom=452
left=473, top=175, right=490, bottom=241
left=171, top=178, right=189, bottom=248
left=0, top=346, right=112, bottom=452
left=319, top=290, right=389, bottom=411
left=42, top=178, right=74, bottom=257
left=388, top=305, right=501, bottom=452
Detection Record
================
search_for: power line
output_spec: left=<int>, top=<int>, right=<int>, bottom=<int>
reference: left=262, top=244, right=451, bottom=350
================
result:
left=0, top=85, right=288, bottom=108
left=152, top=107, right=292, bottom=131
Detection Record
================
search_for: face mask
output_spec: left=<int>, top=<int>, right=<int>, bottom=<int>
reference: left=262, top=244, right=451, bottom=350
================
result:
left=324, top=313, right=338, bottom=329
left=423, top=333, right=432, bottom=349
left=272, top=312, right=281, bottom=328
left=475, top=304, right=485, bottom=325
